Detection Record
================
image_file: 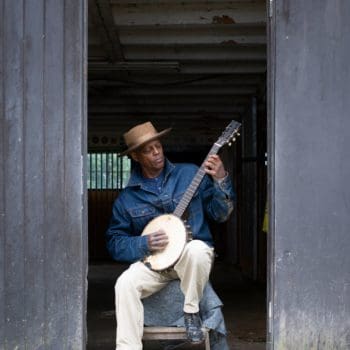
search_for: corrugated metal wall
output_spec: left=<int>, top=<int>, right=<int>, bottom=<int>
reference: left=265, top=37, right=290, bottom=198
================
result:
left=0, top=0, right=87, bottom=348
left=268, top=0, right=350, bottom=348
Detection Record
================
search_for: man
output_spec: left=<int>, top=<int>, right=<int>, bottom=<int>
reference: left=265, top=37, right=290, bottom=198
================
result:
left=106, top=121, right=235, bottom=350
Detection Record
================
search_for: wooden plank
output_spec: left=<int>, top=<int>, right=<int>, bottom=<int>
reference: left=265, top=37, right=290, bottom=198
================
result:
left=23, top=0, right=46, bottom=347
left=122, top=44, right=267, bottom=61
left=110, top=2, right=266, bottom=26
left=90, top=43, right=267, bottom=61
left=88, top=95, right=252, bottom=106
left=143, top=327, right=187, bottom=340
left=111, top=0, right=265, bottom=3
left=64, top=0, right=87, bottom=347
left=88, top=60, right=266, bottom=74
left=44, top=0, right=66, bottom=347
left=87, top=85, right=258, bottom=96
left=3, top=0, right=26, bottom=348
left=88, top=74, right=263, bottom=87
left=143, top=326, right=210, bottom=343
left=88, top=104, right=246, bottom=114
left=116, top=23, right=266, bottom=45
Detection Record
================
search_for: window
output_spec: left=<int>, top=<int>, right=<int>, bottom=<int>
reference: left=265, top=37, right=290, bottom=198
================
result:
left=88, top=153, right=131, bottom=189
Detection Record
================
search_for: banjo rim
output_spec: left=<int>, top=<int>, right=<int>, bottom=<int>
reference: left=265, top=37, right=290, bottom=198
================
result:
left=141, top=214, right=188, bottom=271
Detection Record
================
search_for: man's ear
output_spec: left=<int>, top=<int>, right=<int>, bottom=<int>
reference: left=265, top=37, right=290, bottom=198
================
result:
left=130, top=151, right=139, bottom=162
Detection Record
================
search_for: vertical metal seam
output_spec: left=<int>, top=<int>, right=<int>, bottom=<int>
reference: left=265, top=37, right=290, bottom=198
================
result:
left=1, top=1, right=6, bottom=349
left=82, top=0, right=88, bottom=343
left=39, top=1, right=45, bottom=346
left=63, top=0, right=67, bottom=348
left=271, top=7, right=276, bottom=349
left=42, top=0, right=48, bottom=346
left=21, top=0, right=27, bottom=347
left=266, top=0, right=276, bottom=347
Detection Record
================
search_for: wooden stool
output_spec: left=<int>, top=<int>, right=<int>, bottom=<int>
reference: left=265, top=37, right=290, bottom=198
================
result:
left=143, top=326, right=210, bottom=349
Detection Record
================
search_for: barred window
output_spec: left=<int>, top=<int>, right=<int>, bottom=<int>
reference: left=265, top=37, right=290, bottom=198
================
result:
left=88, top=153, right=131, bottom=189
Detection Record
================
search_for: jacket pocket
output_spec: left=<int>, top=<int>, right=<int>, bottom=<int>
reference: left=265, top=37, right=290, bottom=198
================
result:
left=128, top=205, right=157, bottom=233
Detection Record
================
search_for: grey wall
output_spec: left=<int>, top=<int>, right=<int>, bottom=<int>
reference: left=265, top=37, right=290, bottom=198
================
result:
left=268, top=0, right=350, bottom=348
left=0, top=0, right=87, bottom=349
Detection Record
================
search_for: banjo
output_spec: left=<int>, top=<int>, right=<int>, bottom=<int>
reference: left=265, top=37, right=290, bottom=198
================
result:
left=141, top=120, right=241, bottom=271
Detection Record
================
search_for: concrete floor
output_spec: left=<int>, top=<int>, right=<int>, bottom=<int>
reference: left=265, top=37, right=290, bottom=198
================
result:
left=87, top=262, right=266, bottom=350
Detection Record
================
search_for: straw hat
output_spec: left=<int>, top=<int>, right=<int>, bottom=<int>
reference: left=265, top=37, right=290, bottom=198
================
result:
left=119, top=121, right=171, bottom=156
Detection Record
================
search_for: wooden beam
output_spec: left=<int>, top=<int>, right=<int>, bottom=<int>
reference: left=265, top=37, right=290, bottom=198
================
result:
left=117, top=23, right=267, bottom=45
left=88, top=104, right=245, bottom=114
left=88, top=72, right=265, bottom=85
left=87, top=85, right=258, bottom=95
left=121, top=44, right=266, bottom=61
left=89, top=0, right=124, bottom=62
left=88, top=113, right=242, bottom=122
left=110, top=2, right=266, bottom=26
left=88, top=60, right=266, bottom=74
left=88, top=95, right=251, bottom=105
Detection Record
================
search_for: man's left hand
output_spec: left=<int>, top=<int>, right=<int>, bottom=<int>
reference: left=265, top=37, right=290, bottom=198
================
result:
left=204, top=154, right=227, bottom=181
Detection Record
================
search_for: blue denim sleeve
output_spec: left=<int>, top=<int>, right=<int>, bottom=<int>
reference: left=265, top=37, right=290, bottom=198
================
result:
left=201, top=174, right=235, bottom=222
left=106, top=198, right=150, bottom=263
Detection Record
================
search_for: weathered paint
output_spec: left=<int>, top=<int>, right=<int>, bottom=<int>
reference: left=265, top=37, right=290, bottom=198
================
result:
left=0, top=0, right=87, bottom=349
left=268, top=0, right=350, bottom=348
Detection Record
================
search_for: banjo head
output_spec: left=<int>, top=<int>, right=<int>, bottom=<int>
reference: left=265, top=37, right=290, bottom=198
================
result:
left=141, top=214, right=187, bottom=271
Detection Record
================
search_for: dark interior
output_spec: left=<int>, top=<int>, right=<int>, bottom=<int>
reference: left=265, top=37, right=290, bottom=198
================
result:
left=87, top=1, right=267, bottom=348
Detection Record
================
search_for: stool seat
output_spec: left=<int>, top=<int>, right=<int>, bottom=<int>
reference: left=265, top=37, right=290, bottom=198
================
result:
left=143, top=326, right=210, bottom=349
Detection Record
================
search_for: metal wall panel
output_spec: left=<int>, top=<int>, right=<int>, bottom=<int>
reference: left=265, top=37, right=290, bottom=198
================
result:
left=0, top=0, right=87, bottom=349
left=268, top=0, right=350, bottom=348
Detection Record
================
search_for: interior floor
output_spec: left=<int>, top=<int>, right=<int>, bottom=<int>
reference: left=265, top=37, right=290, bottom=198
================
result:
left=87, top=262, right=266, bottom=350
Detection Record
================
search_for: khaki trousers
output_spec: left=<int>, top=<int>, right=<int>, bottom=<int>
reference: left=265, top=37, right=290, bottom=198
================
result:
left=114, top=239, right=214, bottom=350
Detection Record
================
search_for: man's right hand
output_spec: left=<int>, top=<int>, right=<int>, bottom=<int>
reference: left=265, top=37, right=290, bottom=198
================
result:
left=147, top=230, right=169, bottom=252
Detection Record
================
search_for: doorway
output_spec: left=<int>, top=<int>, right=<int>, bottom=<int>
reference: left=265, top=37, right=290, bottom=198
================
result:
left=87, top=1, right=268, bottom=349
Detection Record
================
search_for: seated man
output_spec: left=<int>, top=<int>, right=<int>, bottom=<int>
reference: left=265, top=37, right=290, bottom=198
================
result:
left=106, top=121, right=235, bottom=350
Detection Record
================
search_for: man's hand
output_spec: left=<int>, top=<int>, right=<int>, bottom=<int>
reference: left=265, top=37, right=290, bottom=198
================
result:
left=204, top=154, right=227, bottom=181
left=147, top=229, right=169, bottom=252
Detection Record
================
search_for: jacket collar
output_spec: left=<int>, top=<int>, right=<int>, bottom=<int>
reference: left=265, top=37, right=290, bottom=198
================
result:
left=127, top=158, right=175, bottom=188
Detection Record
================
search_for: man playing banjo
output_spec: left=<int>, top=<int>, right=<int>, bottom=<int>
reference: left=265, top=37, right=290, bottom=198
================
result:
left=106, top=121, right=235, bottom=350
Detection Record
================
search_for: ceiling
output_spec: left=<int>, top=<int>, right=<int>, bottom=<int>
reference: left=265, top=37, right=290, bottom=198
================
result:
left=88, top=0, right=267, bottom=151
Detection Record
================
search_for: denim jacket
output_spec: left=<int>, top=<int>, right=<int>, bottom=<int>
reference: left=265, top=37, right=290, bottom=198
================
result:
left=106, top=159, right=235, bottom=263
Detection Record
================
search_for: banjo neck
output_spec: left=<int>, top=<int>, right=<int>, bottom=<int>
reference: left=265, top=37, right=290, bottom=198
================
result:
left=172, top=119, right=241, bottom=219
left=173, top=143, right=221, bottom=218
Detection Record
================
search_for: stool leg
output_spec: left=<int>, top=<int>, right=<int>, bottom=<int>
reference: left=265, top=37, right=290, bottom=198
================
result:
left=204, top=330, right=210, bottom=350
